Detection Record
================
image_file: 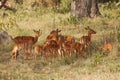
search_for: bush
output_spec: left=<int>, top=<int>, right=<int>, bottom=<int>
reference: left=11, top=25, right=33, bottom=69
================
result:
left=57, top=0, right=71, bottom=13
left=0, top=17, right=19, bottom=31
left=91, top=53, right=103, bottom=67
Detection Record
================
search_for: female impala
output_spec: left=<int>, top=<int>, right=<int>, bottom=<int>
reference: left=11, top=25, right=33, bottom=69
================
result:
left=46, top=28, right=61, bottom=41
left=80, top=26, right=96, bottom=56
left=13, top=29, right=41, bottom=59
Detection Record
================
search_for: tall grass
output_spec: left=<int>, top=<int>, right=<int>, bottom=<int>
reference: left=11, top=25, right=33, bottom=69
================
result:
left=0, top=1, right=120, bottom=80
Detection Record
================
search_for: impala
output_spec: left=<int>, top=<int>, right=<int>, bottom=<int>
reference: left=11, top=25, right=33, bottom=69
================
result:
left=46, top=28, right=61, bottom=41
left=62, top=41, right=72, bottom=57
left=80, top=26, right=96, bottom=56
left=34, top=45, right=44, bottom=60
left=13, top=29, right=41, bottom=59
left=65, top=35, right=75, bottom=43
left=62, top=41, right=82, bottom=58
left=101, top=43, right=112, bottom=54
left=71, top=42, right=82, bottom=58
left=43, top=40, right=61, bottom=59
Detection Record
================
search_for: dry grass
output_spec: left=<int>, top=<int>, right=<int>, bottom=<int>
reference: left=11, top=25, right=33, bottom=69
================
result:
left=0, top=1, right=120, bottom=80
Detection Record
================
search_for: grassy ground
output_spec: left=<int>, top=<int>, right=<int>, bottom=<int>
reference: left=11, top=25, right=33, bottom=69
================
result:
left=0, top=1, right=120, bottom=80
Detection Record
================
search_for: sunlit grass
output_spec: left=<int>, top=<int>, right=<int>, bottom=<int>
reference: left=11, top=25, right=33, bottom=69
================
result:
left=0, top=1, right=120, bottom=80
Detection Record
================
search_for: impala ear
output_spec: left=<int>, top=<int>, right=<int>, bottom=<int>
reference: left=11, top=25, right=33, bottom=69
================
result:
left=38, top=29, right=40, bottom=32
left=40, top=29, right=42, bottom=34
left=87, top=26, right=90, bottom=29
left=58, top=29, right=61, bottom=33
left=33, top=29, right=36, bottom=32
left=56, top=28, right=61, bottom=33
left=85, top=26, right=90, bottom=30
left=55, top=28, right=58, bottom=32
left=85, top=27, right=88, bottom=30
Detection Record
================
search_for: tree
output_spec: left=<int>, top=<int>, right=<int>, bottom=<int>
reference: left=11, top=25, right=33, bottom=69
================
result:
left=0, top=0, right=12, bottom=10
left=99, top=0, right=119, bottom=3
left=71, top=0, right=101, bottom=19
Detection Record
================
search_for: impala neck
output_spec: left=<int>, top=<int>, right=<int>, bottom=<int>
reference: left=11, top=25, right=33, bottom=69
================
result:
left=87, top=32, right=92, bottom=41
left=33, top=36, right=38, bottom=44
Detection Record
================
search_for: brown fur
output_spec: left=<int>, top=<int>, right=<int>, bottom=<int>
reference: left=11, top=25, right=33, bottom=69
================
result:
left=43, top=40, right=60, bottom=59
left=101, top=43, right=112, bottom=54
left=62, top=41, right=82, bottom=58
left=11, top=44, right=18, bottom=59
left=13, top=29, right=41, bottom=59
left=80, top=26, right=96, bottom=56
left=65, top=35, right=75, bottom=43
left=34, top=45, right=44, bottom=60
left=71, top=42, right=82, bottom=57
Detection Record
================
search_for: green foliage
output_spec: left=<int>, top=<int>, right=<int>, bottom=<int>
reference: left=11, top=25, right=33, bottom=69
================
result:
left=57, top=0, right=71, bottom=13
left=0, top=2, right=120, bottom=80
left=107, top=60, right=120, bottom=72
left=15, top=0, right=23, bottom=4
left=91, top=53, right=103, bottom=67
left=0, top=17, right=19, bottom=31
left=58, top=15, right=79, bottom=25
left=68, top=15, right=79, bottom=24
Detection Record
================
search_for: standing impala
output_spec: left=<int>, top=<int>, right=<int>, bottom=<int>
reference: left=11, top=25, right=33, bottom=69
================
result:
left=80, top=26, right=96, bottom=56
left=12, top=29, right=41, bottom=59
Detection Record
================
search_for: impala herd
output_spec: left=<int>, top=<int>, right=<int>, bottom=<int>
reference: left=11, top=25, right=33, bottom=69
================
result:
left=11, top=26, right=112, bottom=60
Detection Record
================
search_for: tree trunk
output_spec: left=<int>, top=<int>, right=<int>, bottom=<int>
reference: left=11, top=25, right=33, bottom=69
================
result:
left=90, top=0, right=101, bottom=17
left=71, top=0, right=101, bottom=19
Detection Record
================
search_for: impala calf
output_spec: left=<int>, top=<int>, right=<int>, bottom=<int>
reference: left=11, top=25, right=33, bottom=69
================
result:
left=80, top=26, right=96, bottom=56
left=34, top=45, right=44, bottom=60
left=101, top=43, right=112, bottom=54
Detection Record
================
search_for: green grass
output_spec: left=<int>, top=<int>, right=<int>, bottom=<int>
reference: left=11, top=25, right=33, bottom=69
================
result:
left=0, top=1, right=120, bottom=80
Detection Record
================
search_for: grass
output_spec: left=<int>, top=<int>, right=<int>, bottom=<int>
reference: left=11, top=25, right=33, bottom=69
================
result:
left=0, top=1, right=120, bottom=80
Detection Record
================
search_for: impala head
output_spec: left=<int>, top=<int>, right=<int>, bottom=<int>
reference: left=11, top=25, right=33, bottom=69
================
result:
left=55, top=28, right=61, bottom=33
left=85, top=26, right=96, bottom=34
left=33, top=29, right=41, bottom=37
left=50, top=28, right=61, bottom=34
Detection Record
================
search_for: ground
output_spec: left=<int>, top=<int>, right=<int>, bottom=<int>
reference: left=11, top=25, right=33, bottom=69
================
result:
left=0, top=1, right=120, bottom=80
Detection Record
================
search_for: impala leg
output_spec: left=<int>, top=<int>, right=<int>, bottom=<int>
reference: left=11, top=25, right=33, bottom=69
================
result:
left=77, top=47, right=79, bottom=58
left=88, top=46, right=91, bottom=56
left=23, top=43, right=27, bottom=59
left=67, top=50, right=71, bottom=57
left=34, top=51, right=37, bottom=60
left=61, top=49, right=65, bottom=58
left=84, top=45, right=87, bottom=57
left=58, top=49, right=62, bottom=59
left=80, top=48, right=82, bottom=57
left=29, top=45, right=33, bottom=57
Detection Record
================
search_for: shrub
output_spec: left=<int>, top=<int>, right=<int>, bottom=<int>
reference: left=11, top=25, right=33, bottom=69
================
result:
left=57, top=0, right=71, bottom=13
left=91, top=53, right=103, bottom=67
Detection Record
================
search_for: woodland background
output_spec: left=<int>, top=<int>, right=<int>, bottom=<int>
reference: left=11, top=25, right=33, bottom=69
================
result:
left=0, top=0, right=120, bottom=80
